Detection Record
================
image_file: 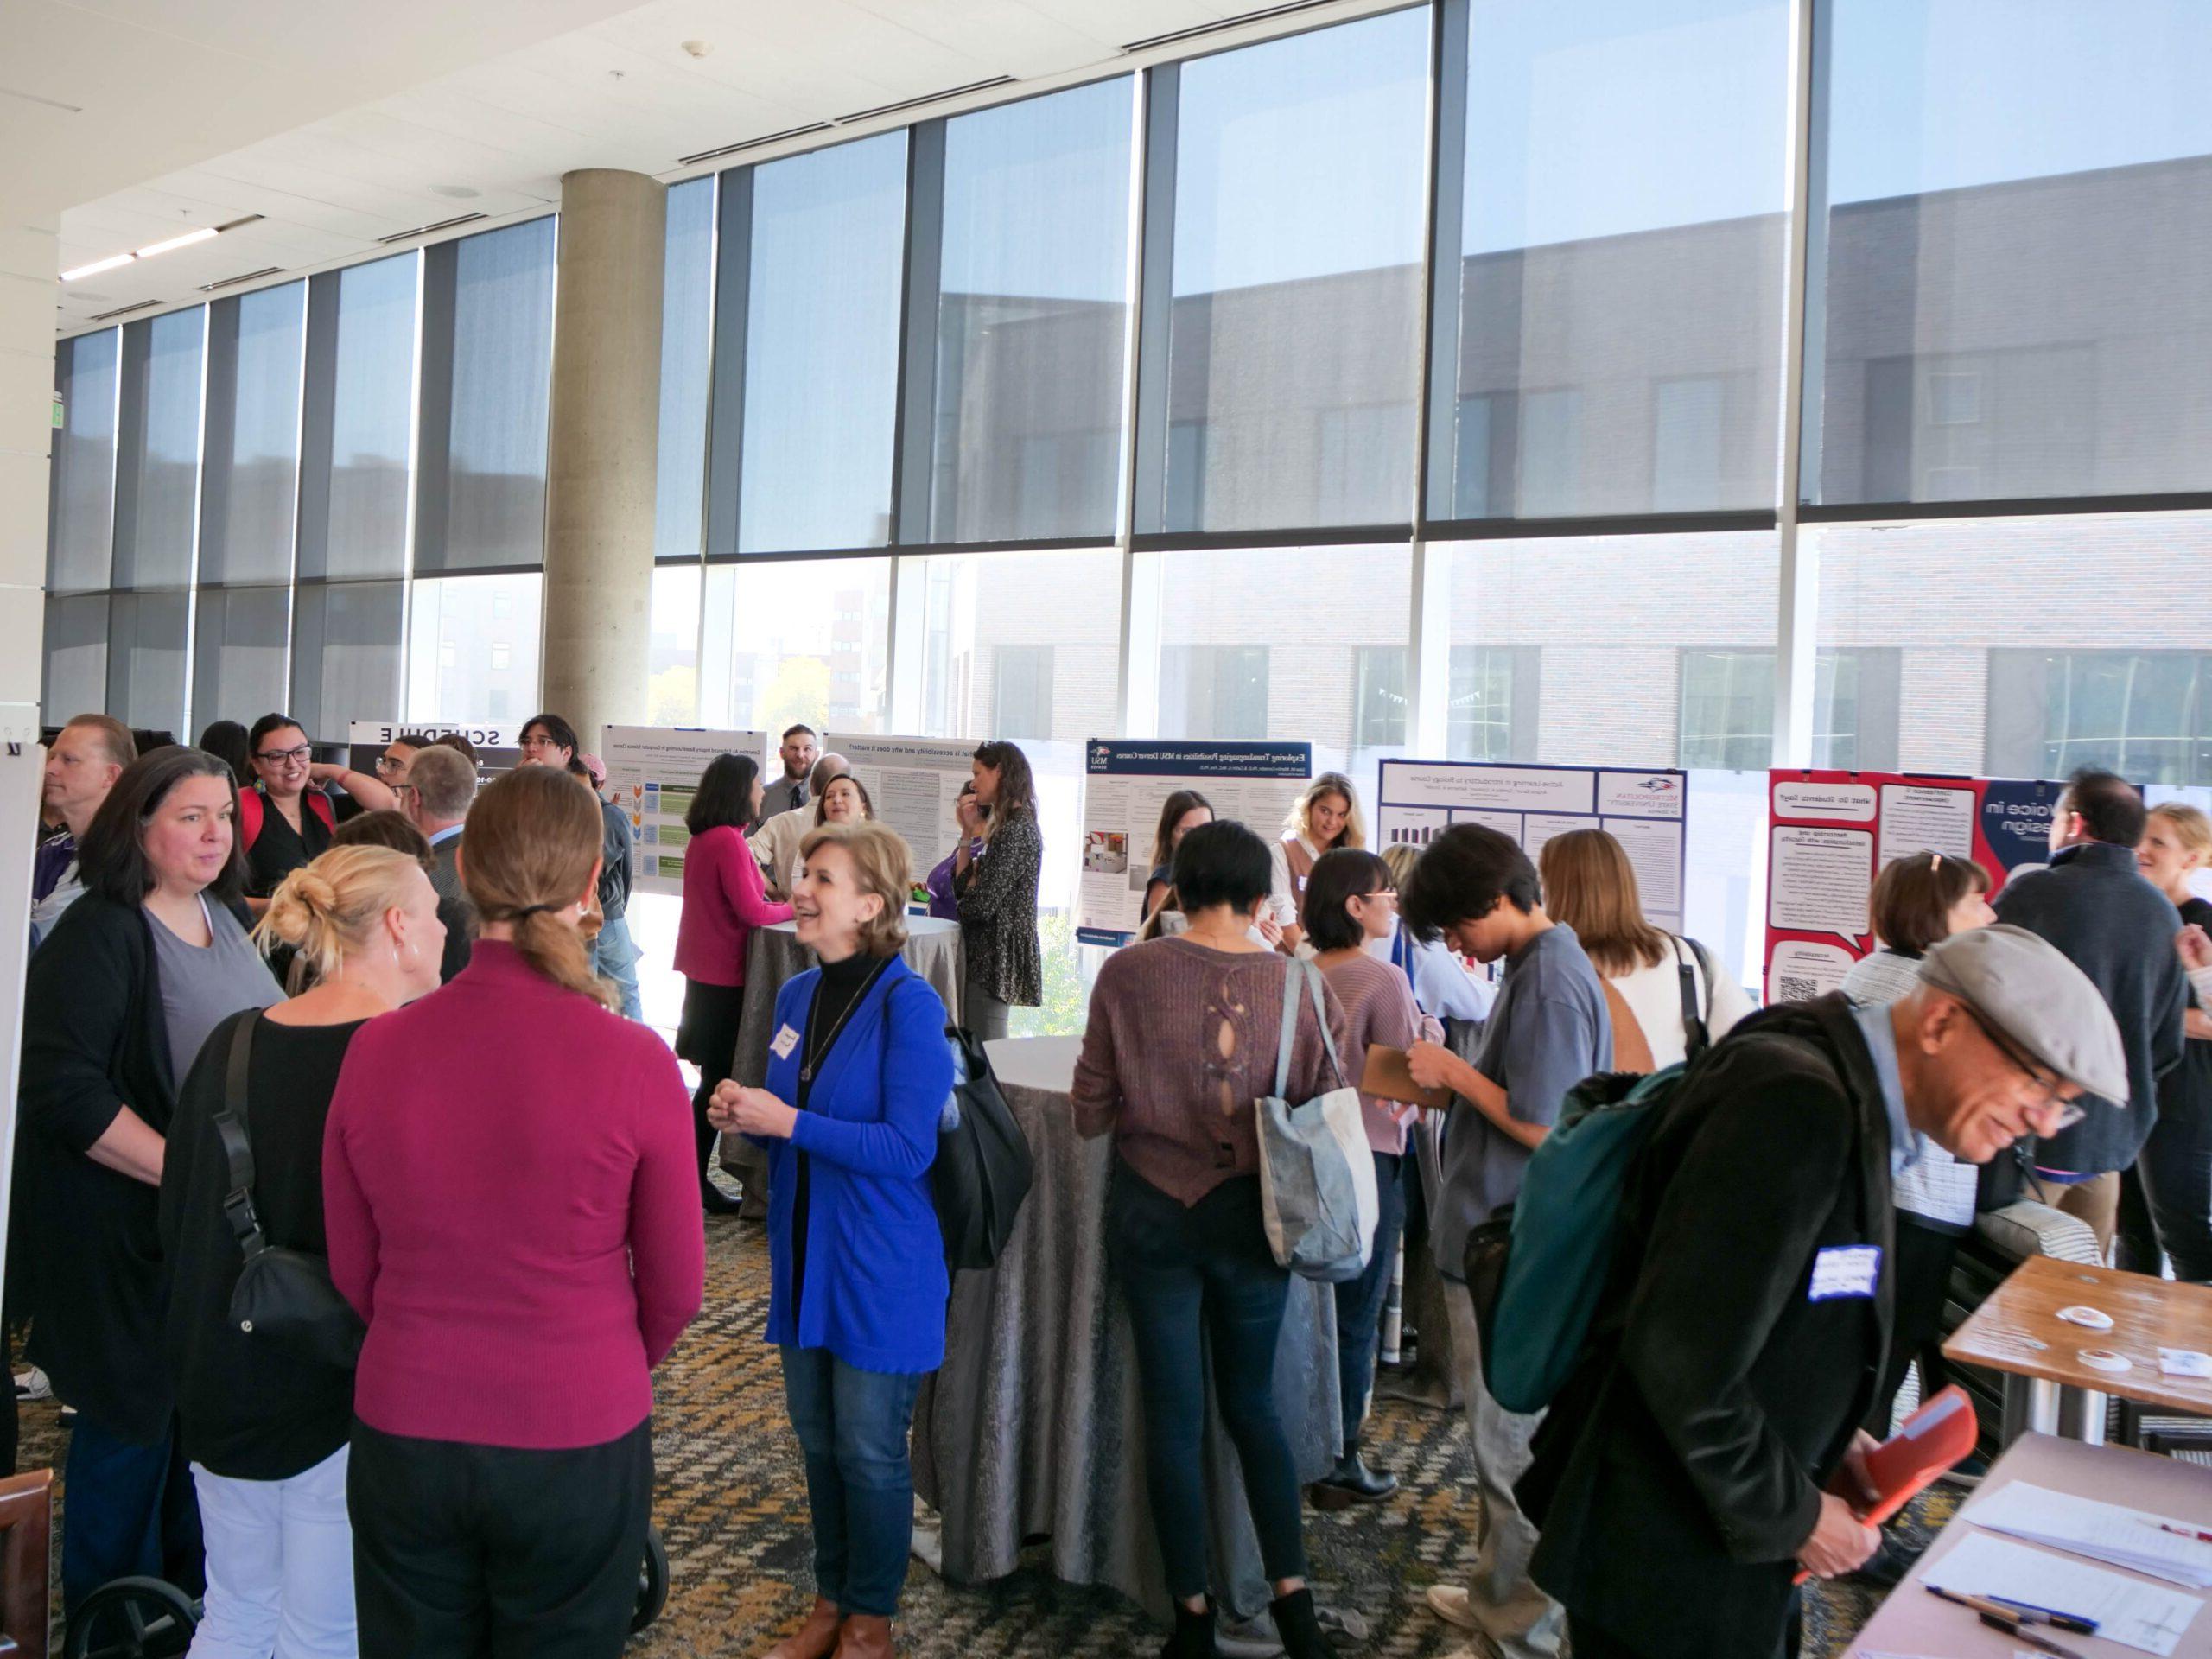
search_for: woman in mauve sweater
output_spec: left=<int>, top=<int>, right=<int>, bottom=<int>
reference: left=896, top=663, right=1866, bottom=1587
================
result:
left=324, top=765, right=705, bottom=1659
left=675, top=752, right=794, bottom=1212
left=1304, top=849, right=1441, bottom=1512
left=1072, top=819, right=1348, bottom=1659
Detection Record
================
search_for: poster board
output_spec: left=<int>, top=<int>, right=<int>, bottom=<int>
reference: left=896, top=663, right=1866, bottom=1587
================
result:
left=346, top=721, right=520, bottom=782
left=829, top=735, right=979, bottom=877
left=601, top=725, right=770, bottom=896
left=1763, top=769, right=2063, bottom=1004
left=1374, top=760, right=1689, bottom=932
left=1075, top=741, right=1313, bottom=945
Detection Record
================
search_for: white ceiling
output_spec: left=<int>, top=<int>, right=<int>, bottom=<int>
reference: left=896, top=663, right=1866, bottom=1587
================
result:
left=42, top=0, right=1323, bottom=334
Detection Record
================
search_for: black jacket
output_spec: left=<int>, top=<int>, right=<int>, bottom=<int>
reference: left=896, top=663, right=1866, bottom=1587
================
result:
left=1521, top=995, right=1895, bottom=1659
left=1993, top=840, right=2184, bottom=1174
left=427, top=833, right=474, bottom=983
left=14, top=893, right=182, bottom=1443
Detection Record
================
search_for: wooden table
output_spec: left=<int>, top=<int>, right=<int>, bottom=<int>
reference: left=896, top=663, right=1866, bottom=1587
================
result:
left=1849, top=1433, right=2212, bottom=1657
left=1944, top=1255, right=2212, bottom=1445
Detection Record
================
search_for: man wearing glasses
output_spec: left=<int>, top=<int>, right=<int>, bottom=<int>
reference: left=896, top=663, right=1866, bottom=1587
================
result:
left=1518, top=925, right=2127, bottom=1659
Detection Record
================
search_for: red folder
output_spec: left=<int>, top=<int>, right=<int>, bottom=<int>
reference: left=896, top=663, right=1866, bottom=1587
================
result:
left=1793, top=1385, right=1978, bottom=1583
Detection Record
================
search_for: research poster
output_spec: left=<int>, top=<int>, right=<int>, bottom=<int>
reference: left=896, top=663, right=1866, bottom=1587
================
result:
left=345, top=721, right=520, bottom=781
left=1075, top=741, right=1313, bottom=945
left=827, top=735, right=979, bottom=878
left=601, top=725, right=769, bottom=895
left=1374, top=760, right=1689, bottom=933
left=1763, top=769, right=2063, bottom=1005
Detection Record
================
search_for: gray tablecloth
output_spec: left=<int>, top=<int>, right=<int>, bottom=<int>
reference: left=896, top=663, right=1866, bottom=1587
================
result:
left=911, top=1035, right=1343, bottom=1623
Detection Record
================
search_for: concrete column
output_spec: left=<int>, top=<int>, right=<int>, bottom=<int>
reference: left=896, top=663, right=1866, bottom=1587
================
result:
left=542, top=168, right=664, bottom=753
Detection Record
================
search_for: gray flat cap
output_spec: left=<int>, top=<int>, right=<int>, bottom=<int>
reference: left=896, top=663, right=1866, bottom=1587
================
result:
left=1921, top=924, right=2130, bottom=1104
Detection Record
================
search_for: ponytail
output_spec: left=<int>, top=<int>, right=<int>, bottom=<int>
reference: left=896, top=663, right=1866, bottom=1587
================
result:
left=461, top=766, right=618, bottom=1011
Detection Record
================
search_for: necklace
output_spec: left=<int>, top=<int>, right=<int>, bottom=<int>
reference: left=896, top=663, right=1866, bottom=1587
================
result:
left=800, top=957, right=891, bottom=1084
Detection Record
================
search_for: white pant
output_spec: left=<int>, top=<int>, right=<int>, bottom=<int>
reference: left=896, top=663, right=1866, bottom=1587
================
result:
left=188, top=1445, right=357, bottom=1659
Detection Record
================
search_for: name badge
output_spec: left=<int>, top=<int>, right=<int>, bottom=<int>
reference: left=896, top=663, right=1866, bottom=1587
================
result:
left=1808, top=1245, right=1882, bottom=1302
left=769, top=1023, right=802, bottom=1061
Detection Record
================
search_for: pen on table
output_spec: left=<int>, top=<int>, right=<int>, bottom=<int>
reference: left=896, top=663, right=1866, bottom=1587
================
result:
left=2158, top=1520, right=2212, bottom=1545
left=1985, top=1593, right=2099, bottom=1635
left=1923, top=1587, right=2087, bottom=1659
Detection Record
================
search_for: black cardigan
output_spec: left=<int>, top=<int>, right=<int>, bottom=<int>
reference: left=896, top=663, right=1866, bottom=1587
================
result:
left=1521, top=995, right=1895, bottom=1659
left=15, top=893, right=181, bottom=1443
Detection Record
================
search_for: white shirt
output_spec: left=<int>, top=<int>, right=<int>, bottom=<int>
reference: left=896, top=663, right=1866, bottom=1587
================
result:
left=1605, top=936, right=1755, bottom=1071
left=1267, top=835, right=1323, bottom=928
left=751, top=803, right=814, bottom=895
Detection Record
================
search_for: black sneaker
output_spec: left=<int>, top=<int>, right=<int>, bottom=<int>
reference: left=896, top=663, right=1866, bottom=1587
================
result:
left=1309, top=1452, right=1398, bottom=1510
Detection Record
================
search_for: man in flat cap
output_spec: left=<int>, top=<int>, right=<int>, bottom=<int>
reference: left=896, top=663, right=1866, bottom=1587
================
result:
left=1516, top=925, right=2126, bottom=1659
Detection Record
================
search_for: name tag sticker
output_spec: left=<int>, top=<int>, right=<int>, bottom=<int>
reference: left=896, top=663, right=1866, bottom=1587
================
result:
left=1808, top=1245, right=1882, bottom=1301
left=769, top=1023, right=801, bottom=1061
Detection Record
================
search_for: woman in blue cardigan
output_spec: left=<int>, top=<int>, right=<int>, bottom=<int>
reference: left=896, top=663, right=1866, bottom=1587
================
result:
left=710, top=820, right=952, bottom=1659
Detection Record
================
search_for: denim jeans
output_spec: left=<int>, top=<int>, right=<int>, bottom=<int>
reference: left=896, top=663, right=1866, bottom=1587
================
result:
left=1332, top=1151, right=1406, bottom=1452
left=1108, top=1164, right=1308, bottom=1603
left=592, top=916, right=643, bottom=1021
left=61, top=1416, right=202, bottom=1630
left=779, top=1347, right=924, bottom=1618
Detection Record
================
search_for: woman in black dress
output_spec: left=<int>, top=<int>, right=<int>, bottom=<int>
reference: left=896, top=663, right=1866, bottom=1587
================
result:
left=2139, top=802, right=2212, bottom=1280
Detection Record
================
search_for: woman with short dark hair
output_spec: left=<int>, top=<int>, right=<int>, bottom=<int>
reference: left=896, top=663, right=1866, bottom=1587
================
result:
left=20, top=747, right=283, bottom=1627
left=1072, top=819, right=1346, bottom=1659
left=951, top=741, right=1043, bottom=1040
left=675, top=753, right=794, bottom=1213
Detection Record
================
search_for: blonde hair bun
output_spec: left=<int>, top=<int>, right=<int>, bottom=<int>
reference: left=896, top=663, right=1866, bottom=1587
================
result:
left=252, top=846, right=421, bottom=992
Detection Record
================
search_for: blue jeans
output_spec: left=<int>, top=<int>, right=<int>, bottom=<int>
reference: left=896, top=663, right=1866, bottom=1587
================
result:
left=593, top=916, right=643, bottom=1021
left=779, top=1348, right=923, bottom=1618
left=1332, top=1151, right=1406, bottom=1452
left=62, top=1416, right=202, bottom=1629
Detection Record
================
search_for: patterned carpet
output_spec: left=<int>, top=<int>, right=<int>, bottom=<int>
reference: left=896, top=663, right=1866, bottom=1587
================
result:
left=19, top=1213, right=1944, bottom=1656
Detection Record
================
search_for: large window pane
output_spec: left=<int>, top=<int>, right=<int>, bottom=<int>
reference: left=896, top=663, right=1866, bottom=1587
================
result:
left=111, top=308, right=206, bottom=591
left=646, top=564, right=703, bottom=725
left=1438, top=532, right=1780, bottom=988
left=299, top=253, right=417, bottom=581
left=701, top=558, right=891, bottom=733
left=1437, top=0, right=1789, bottom=519
left=49, top=330, right=120, bottom=594
left=42, top=594, right=110, bottom=721
left=729, top=137, right=906, bottom=554
left=416, top=219, right=555, bottom=571
left=1815, top=514, right=2212, bottom=783
left=406, top=573, right=543, bottom=725
left=656, top=179, right=715, bottom=563
left=289, top=580, right=404, bottom=738
left=200, top=283, right=306, bottom=586
left=1141, top=11, right=1429, bottom=534
left=106, top=591, right=190, bottom=734
left=193, top=587, right=291, bottom=730
left=1812, top=0, right=2212, bottom=505
left=922, top=81, right=1134, bottom=543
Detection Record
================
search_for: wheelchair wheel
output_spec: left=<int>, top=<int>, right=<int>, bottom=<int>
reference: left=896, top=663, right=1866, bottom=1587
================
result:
left=630, top=1525, right=670, bottom=1637
left=65, top=1575, right=200, bottom=1659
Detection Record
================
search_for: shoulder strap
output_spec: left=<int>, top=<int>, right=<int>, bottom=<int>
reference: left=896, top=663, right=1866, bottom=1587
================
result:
left=212, top=1014, right=267, bottom=1261
left=1672, top=936, right=1709, bottom=1058
left=308, top=791, right=336, bottom=834
left=1273, top=957, right=1304, bottom=1101
left=238, top=787, right=264, bottom=851
left=1301, top=957, right=1348, bottom=1090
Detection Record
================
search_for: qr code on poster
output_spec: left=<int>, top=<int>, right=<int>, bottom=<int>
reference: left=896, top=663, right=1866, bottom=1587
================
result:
left=1777, top=976, right=1821, bottom=1002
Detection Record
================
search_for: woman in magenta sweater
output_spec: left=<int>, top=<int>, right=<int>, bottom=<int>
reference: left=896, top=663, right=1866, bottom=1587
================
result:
left=675, top=752, right=794, bottom=1212
left=323, top=765, right=705, bottom=1659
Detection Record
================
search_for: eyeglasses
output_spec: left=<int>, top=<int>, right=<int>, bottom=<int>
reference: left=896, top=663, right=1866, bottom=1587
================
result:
left=374, top=754, right=409, bottom=774
left=1960, top=1002, right=2086, bottom=1135
left=255, top=744, right=311, bottom=766
left=519, top=734, right=563, bottom=751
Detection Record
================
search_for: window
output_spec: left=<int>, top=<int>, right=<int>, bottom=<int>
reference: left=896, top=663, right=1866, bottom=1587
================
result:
left=290, top=582, right=404, bottom=738
left=1160, top=645, right=1269, bottom=742
left=192, top=587, right=290, bottom=732
left=200, top=283, right=306, bottom=587
left=1810, top=0, right=2212, bottom=505
left=111, top=308, right=206, bottom=591
left=48, top=328, right=119, bottom=595
left=1448, top=645, right=1537, bottom=761
left=1137, top=10, right=1429, bottom=533
left=989, top=647, right=1055, bottom=741
left=656, top=178, right=715, bottom=563
left=910, top=548, right=1120, bottom=743
left=42, top=594, right=111, bottom=723
left=646, top=563, right=702, bottom=724
left=1355, top=645, right=1408, bottom=749
left=1676, top=647, right=1897, bottom=771
left=701, top=558, right=891, bottom=733
left=717, top=136, right=906, bottom=555
left=1434, top=0, right=1789, bottom=519
left=416, top=219, right=556, bottom=571
left=105, top=592, right=191, bottom=734
left=407, top=573, right=543, bottom=724
left=298, top=253, right=418, bottom=581
left=1989, top=650, right=2212, bottom=787
left=915, top=79, right=1134, bottom=544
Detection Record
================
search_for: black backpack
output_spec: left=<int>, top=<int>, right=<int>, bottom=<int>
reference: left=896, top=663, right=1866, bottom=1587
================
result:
left=934, top=1026, right=1033, bottom=1271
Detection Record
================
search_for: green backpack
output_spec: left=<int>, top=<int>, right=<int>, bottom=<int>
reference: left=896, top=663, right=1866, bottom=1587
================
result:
left=1462, top=1064, right=1687, bottom=1415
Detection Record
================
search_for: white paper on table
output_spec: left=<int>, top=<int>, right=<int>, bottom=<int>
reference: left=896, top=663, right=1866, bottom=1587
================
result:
left=2161, top=1347, right=2212, bottom=1378
left=1967, top=1480, right=2212, bottom=1587
left=1924, top=1532, right=2202, bottom=1656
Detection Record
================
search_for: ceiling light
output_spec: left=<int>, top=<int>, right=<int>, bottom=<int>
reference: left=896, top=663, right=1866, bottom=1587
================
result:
left=135, top=226, right=218, bottom=259
left=60, top=252, right=134, bottom=283
left=681, top=39, right=712, bottom=58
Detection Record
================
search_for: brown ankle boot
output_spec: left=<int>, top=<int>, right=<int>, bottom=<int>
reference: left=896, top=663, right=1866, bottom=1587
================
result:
left=763, top=1596, right=843, bottom=1659
left=831, top=1612, right=893, bottom=1658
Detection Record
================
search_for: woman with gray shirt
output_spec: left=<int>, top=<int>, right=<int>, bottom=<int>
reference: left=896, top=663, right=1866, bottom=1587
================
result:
left=17, top=747, right=280, bottom=1630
